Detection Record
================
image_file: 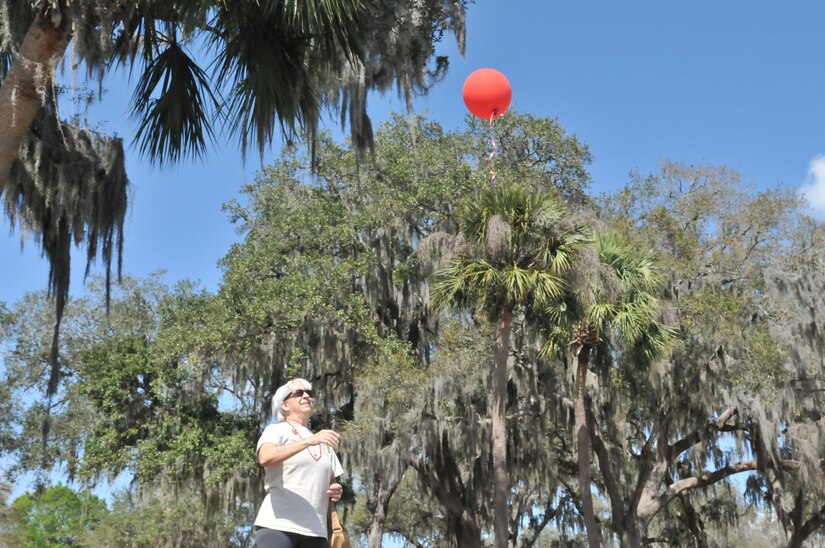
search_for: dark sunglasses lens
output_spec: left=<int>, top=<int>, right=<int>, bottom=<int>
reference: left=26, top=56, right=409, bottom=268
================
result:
left=290, top=389, right=314, bottom=399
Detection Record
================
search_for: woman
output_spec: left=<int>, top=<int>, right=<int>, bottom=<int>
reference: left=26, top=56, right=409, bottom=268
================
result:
left=254, top=378, right=344, bottom=548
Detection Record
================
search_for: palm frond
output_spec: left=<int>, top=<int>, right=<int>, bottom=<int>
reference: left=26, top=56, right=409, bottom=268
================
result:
left=213, top=9, right=315, bottom=158
left=501, top=265, right=531, bottom=305
left=277, top=0, right=366, bottom=62
left=584, top=303, right=616, bottom=331
left=531, top=194, right=568, bottom=230
left=632, top=319, right=676, bottom=359
left=542, top=292, right=581, bottom=327
left=539, top=325, right=571, bottom=359
left=131, top=39, right=218, bottom=165
left=461, top=258, right=500, bottom=287
left=528, top=270, right=568, bottom=308
left=434, top=184, right=586, bottom=316
left=431, top=257, right=497, bottom=311
left=541, top=231, right=589, bottom=274
left=212, top=0, right=369, bottom=158
left=611, top=307, right=647, bottom=344
left=533, top=226, right=674, bottom=358
left=596, top=231, right=663, bottom=293
left=460, top=198, right=490, bottom=247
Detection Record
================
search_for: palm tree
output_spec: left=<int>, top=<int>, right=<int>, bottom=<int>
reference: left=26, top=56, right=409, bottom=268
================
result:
left=0, top=0, right=466, bottom=438
left=0, top=0, right=467, bottom=313
left=542, top=231, right=673, bottom=548
left=0, top=0, right=466, bottom=181
left=431, top=184, right=587, bottom=547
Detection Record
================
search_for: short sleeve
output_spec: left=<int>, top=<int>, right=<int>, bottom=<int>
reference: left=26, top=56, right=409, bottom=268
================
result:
left=256, top=423, right=288, bottom=453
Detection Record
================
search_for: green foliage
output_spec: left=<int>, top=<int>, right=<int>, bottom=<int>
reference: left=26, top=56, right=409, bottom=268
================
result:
left=1, top=485, right=106, bottom=547
left=465, top=112, right=593, bottom=203
left=75, top=330, right=258, bottom=487
left=432, top=183, right=587, bottom=317
left=81, top=489, right=254, bottom=548
left=539, top=229, right=673, bottom=360
left=0, top=276, right=259, bottom=528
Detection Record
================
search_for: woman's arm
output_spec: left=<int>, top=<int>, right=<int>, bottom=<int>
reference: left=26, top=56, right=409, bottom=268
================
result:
left=257, top=429, right=340, bottom=467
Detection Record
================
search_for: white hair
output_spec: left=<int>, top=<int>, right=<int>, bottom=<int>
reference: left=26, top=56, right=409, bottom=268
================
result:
left=272, top=378, right=313, bottom=422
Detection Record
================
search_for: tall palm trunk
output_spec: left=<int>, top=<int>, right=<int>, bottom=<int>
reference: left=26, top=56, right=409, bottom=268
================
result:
left=492, top=307, right=512, bottom=547
left=574, top=341, right=600, bottom=548
left=0, top=9, right=70, bottom=184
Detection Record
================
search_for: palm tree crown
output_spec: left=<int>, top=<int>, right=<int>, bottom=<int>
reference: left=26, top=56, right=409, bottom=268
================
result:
left=542, top=230, right=673, bottom=357
left=431, top=184, right=588, bottom=316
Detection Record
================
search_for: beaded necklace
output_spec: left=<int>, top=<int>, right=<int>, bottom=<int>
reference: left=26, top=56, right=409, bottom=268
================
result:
left=286, top=420, right=323, bottom=461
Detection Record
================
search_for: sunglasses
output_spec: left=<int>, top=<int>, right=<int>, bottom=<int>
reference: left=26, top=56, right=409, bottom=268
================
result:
left=285, top=389, right=314, bottom=400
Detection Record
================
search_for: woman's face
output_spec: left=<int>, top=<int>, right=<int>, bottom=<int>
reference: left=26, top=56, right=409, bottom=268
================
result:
left=282, top=387, right=314, bottom=420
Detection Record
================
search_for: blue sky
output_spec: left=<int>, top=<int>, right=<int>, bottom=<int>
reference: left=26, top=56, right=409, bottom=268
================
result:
left=4, top=0, right=825, bottom=304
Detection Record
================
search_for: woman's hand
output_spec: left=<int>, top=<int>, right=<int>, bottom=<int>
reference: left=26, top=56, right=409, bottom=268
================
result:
left=327, top=483, right=343, bottom=502
left=309, top=429, right=340, bottom=448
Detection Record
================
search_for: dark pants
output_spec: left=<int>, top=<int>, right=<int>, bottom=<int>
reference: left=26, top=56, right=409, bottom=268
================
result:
left=254, top=527, right=327, bottom=548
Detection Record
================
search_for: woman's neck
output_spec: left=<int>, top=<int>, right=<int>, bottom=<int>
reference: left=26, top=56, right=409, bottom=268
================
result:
left=286, top=417, right=309, bottom=427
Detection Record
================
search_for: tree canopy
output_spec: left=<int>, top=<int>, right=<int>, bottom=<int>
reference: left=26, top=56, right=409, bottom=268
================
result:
left=1, top=114, right=824, bottom=547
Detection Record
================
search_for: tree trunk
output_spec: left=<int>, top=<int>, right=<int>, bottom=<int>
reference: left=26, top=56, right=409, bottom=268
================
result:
left=618, top=519, right=644, bottom=548
left=574, top=342, right=600, bottom=548
left=366, top=470, right=403, bottom=548
left=367, top=504, right=387, bottom=548
left=492, top=308, right=512, bottom=548
left=412, top=439, right=483, bottom=547
left=787, top=490, right=805, bottom=548
left=454, top=521, right=484, bottom=548
left=0, top=9, right=70, bottom=185
left=788, top=502, right=825, bottom=548
left=367, top=477, right=392, bottom=548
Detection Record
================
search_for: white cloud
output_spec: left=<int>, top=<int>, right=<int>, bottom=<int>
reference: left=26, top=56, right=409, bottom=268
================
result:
left=799, top=155, right=825, bottom=214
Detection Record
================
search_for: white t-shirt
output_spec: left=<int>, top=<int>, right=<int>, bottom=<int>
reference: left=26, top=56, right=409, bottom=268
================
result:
left=254, top=422, right=344, bottom=538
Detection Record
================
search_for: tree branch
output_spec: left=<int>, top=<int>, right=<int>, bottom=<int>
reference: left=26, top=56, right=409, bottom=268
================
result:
left=634, top=460, right=757, bottom=527
left=795, top=503, right=825, bottom=547
left=641, top=458, right=800, bottom=525
left=669, top=407, right=738, bottom=459
left=630, top=421, right=661, bottom=523
left=665, top=460, right=757, bottom=497
left=519, top=493, right=570, bottom=548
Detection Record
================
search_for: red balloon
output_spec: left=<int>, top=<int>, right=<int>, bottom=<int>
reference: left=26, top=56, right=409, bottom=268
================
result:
left=462, top=68, right=512, bottom=120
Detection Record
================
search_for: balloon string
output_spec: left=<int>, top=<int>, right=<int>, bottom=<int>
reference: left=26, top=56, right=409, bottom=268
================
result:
left=488, top=111, right=498, bottom=186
